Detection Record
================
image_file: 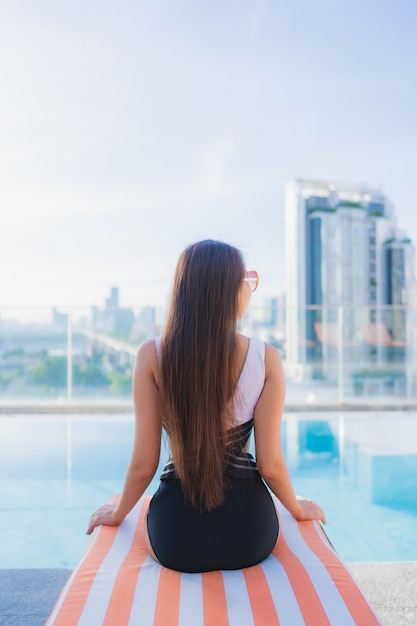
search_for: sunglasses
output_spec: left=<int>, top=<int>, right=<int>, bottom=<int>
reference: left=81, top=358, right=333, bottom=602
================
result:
left=242, top=270, right=259, bottom=292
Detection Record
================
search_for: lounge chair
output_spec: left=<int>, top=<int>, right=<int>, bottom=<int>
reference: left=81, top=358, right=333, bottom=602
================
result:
left=47, top=495, right=381, bottom=625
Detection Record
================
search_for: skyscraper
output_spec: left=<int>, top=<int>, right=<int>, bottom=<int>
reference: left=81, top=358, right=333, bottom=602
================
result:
left=383, top=234, right=416, bottom=365
left=285, top=179, right=415, bottom=383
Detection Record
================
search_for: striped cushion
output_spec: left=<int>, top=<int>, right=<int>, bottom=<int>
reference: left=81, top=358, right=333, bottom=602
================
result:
left=47, top=496, right=381, bottom=626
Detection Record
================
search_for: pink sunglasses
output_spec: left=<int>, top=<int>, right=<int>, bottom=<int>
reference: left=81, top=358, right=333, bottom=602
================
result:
left=242, top=270, right=259, bottom=292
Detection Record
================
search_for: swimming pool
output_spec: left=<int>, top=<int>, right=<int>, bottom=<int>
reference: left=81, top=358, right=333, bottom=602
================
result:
left=1, top=412, right=416, bottom=568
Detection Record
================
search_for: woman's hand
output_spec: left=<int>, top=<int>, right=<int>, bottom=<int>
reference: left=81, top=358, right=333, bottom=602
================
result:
left=294, top=497, right=326, bottom=524
left=86, top=503, right=121, bottom=535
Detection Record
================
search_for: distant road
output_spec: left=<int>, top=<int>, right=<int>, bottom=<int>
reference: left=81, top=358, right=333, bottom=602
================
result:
left=79, top=330, right=137, bottom=357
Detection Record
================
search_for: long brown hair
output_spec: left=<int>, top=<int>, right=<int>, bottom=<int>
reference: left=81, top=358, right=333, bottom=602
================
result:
left=160, top=240, right=245, bottom=511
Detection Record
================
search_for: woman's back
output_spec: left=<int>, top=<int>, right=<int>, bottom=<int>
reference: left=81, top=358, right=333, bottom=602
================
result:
left=159, top=335, right=266, bottom=481
left=147, top=333, right=280, bottom=573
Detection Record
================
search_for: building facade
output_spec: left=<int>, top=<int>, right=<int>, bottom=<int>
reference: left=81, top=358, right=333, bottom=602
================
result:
left=285, top=179, right=416, bottom=389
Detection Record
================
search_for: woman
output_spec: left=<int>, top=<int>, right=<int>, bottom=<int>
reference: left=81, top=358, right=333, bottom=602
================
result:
left=87, top=240, right=325, bottom=572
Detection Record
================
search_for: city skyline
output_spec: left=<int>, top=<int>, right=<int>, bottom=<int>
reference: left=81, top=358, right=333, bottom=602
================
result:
left=1, top=2, right=416, bottom=309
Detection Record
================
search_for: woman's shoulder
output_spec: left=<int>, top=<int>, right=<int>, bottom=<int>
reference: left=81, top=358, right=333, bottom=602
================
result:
left=238, top=334, right=266, bottom=360
left=245, top=336, right=282, bottom=371
left=135, top=339, right=159, bottom=371
left=137, top=337, right=158, bottom=354
left=263, top=343, right=284, bottom=377
left=237, top=333, right=262, bottom=349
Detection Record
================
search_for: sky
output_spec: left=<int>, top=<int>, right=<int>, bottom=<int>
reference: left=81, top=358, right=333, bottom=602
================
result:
left=1, top=0, right=416, bottom=311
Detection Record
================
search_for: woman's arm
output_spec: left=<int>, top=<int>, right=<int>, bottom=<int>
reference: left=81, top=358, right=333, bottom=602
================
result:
left=254, top=344, right=326, bottom=524
left=86, top=339, right=162, bottom=534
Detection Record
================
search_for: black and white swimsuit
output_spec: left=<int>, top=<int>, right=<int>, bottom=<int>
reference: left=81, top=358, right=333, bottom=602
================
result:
left=147, top=337, right=279, bottom=573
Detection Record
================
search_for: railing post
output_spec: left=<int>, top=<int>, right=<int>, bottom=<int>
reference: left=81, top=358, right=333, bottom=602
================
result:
left=406, top=305, right=413, bottom=399
left=67, top=311, right=73, bottom=401
left=286, top=416, right=299, bottom=471
left=67, top=416, right=73, bottom=505
left=338, top=412, right=345, bottom=494
left=338, top=305, right=344, bottom=404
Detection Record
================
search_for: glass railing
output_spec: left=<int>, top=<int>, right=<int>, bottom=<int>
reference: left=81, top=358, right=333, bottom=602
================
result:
left=281, top=305, right=417, bottom=404
left=1, top=304, right=416, bottom=404
left=0, top=306, right=165, bottom=403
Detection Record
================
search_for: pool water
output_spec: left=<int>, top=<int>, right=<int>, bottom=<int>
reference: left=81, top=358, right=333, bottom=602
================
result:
left=1, top=413, right=416, bottom=568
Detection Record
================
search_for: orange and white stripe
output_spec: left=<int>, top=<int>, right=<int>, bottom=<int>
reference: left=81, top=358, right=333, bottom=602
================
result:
left=47, top=496, right=381, bottom=626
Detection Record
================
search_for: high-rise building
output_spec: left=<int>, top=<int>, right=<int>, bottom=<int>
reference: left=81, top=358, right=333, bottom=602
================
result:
left=105, top=287, right=119, bottom=309
left=93, top=287, right=134, bottom=338
left=383, top=234, right=416, bottom=307
left=382, top=234, right=416, bottom=364
left=285, top=179, right=416, bottom=382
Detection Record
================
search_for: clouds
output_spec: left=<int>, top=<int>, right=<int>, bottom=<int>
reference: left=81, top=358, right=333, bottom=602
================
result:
left=200, top=137, right=235, bottom=196
left=0, top=1, right=416, bottom=307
